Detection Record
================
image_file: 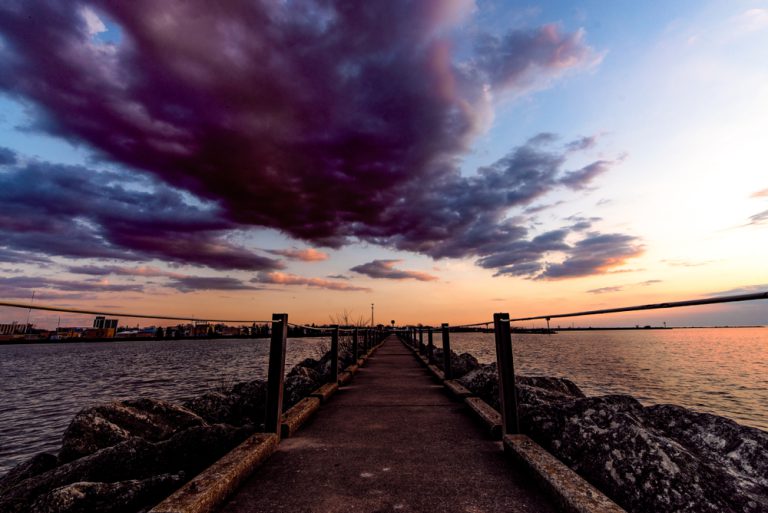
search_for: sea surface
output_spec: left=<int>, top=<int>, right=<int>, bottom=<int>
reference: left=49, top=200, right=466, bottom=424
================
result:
left=450, top=328, right=768, bottom=432
left=0, top=328, right=766, bottom=475
left=0, top=337, right=327, bottom=475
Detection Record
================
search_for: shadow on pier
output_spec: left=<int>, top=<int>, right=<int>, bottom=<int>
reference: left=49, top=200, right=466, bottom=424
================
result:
left=221, top=336, right=557, bottom=513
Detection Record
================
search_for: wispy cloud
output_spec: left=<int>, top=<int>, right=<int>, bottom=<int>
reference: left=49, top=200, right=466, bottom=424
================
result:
left=265, top=248, right=329, bottom=262
left=351, top=260, right=438, bottom=282
left=587, top=286, right=623, bottom=294
left=252, top=272, right=370, bottom=291
left=750, top=188, right=768, bottom=198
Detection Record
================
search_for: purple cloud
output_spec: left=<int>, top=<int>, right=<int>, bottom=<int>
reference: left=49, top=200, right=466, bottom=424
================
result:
left=351, top=260, right=438, bottom=281
left=0, top=275, right=144, bottom=295
left=0, top=2, right=635, bottom=279
left=587, top=286, right=623, bottom=294
left=0, top=160, right=282, bottom=270
left=0, top=146, right=16, bottom=165
left=539, top=233, right=644, bottom=279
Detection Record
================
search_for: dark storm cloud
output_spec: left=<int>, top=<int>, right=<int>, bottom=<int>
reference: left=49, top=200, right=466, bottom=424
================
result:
left=0, top=146, right=17, bottom=165
left=350, top=260, right=438, bottom=281
left=0, top=161, right=282, bottom=270
left=0, top=1, right=637, bottom=279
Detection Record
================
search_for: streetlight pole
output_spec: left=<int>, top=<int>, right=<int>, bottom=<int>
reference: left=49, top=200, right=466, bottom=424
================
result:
left=371, top=303, right=374, bottom=327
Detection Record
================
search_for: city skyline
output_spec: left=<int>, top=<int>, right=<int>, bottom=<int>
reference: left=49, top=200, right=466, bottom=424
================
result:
left=1, top=1, right=767, bottom=327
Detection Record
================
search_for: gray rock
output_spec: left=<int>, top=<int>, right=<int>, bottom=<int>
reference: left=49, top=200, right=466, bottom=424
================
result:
left=182, top=379, right=267, bottom=427
left=0, top=452, right=58, bottom=495
left=522, top=395, right=768, bottom=513
left=59, top=399, right=206, bottom=463
left=0, top=424, right=251, bottom=513
left=283, top=375, right=318, bottom=410
left=448, top=351, right=479, bottom=378
left=29, top=473, right=184, bottom=513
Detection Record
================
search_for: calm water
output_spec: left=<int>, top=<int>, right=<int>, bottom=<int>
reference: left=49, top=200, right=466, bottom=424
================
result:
left=450, top=328, right=768, bottom=432
left=0, top=337, right=327, bottom=475
left=1, top=328, right=766, bottom=475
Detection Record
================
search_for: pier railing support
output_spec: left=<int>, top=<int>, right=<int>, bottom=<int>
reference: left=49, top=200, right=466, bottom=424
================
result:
left=418, top=328, right=424, bottom=353
left=352, top=327, right=359, bottom=360
left=441, top=323, right=452, bottom=380
left=331, top=325, right=339, bottom=384
left=493, top=313, right=520, bottom=435
left=265, top=313, right=288, bottom=435
left=427, top=328, right=434, bottom=363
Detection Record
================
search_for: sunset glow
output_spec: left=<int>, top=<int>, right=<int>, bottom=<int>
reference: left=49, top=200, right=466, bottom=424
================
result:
left=0, top=1, right=766, bottom=327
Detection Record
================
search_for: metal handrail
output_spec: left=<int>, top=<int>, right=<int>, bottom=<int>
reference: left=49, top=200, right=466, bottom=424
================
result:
left=0, top=300, right=272, bottom=324
left=506, top=291, right=768, bottom=322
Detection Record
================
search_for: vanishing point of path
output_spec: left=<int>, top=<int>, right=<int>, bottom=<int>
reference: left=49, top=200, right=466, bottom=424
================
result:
left=221, top=336, right=559, bottom=513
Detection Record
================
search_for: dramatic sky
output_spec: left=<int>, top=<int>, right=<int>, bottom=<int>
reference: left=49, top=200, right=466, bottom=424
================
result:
left=1, top=0, right=766, bottom=327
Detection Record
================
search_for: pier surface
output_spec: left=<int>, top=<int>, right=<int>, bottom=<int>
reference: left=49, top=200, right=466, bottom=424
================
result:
left=221, top=336, right=557, bottom=513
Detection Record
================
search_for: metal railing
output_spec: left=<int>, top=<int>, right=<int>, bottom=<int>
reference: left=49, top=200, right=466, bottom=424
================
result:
left=399, top=290, right=767, bottom=437
left=0, top=301, right=390, bottom=438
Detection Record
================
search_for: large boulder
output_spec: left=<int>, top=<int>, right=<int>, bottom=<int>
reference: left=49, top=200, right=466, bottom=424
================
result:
left=283, top=375, right=318, bottom=410
left=0, top=453, right=58, bottom=495
left=431, top=349, right=479, bottom=379
left=457, top=363, right=499, bottom=409
left=182, top=379, right=267, bottom=427
left=58, top=399, right=206, bottom=463
left=522, top=395, right=768, bottom=513
left=29, top=473, right=184, bottom=513
left=0, top=424, right=252, bottom=513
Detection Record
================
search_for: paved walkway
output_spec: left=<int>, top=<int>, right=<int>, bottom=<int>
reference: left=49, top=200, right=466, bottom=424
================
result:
left=221, top=336, right=558, bottom=513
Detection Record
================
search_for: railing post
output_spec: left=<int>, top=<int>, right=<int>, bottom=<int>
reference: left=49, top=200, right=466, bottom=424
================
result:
left=352, top=327, right=359, bottom=360
left=427, top=327, right=434, bottom=362
left=441, top=323, right=452, bottom=380
left=265, top=313, right=288, bottom=435
left=418, top=327, right=424, bottom=353
left=330, top=325, right=339, bottom=384
left=493, top=313, right=520, bottom=435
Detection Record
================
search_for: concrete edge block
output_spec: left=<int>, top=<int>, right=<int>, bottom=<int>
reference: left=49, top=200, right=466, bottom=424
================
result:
left=464, top=397, right=502, bottom=439
left=338, top=371, right=353, bottom=386
left=281, top=396, right=321, bottom=438
left=444, top=380, right=473, bottom=399
left=345, top=363, right=360, bottom=375
left=310, top=382, right=338, bottom=403
left=427, top=364, right=445, bottom=381
left=503, top=434, right=627, bottom=513
left=149, top=433, right=278, bottom=513
left=356, top=357, right=366, bottom=367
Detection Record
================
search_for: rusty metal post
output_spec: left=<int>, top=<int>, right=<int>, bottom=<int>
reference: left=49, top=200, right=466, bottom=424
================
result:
left=265, top=313, right=288, bottom=435
left=493, top=313, right=520, bottom=435
left=352, top=327, right=359, bottom=360
left=427, top=327, right=434, bottom=362
left=330, top=325, right=339, bottom=384
left=441, top=323, right=452, bottom=380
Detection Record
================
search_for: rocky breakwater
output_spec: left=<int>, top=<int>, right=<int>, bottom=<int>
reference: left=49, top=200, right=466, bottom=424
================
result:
left=0, top=349, right=355, bottom=513
left=457, top=363, right=768, bottom=513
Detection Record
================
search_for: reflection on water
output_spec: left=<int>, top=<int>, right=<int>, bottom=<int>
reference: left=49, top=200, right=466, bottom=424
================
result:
left=0, top=337, right=326, bottom=475
left=450, top=327, right=768, bottom=432
left=1, top=328, right=766, bottom=475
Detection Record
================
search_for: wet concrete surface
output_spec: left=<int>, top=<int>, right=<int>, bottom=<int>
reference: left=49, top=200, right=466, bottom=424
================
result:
left=221, top=337, right=558, bottom=513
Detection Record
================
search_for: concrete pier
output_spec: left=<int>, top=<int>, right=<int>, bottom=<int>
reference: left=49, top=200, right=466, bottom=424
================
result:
left=221, top=336, right=558, bottom=513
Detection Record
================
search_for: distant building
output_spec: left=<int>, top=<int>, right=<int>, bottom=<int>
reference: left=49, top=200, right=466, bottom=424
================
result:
left=0, top=322, right=19, bottom=335
left=93, top=316, right=118, bottom=330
